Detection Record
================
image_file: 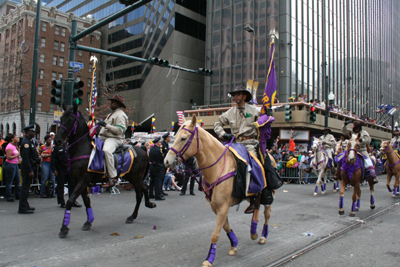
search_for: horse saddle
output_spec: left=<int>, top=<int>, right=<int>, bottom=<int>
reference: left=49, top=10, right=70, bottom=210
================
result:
left=321, top=148, right=333, bottom=168
left=87, top=137, right=135, bottom=178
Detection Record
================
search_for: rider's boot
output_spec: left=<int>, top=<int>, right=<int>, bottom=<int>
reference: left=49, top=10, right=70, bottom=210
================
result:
left=244, top=197, right=255, bottom=214
left=101, top=177, right=118, bottom=188
left=365, top=167, right=378, bottom=184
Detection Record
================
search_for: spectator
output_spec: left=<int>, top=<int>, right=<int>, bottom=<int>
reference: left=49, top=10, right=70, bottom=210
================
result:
left=50, top=132, right=55, bottom=144
left=299, top=151, right=310, bottom=184
left=297, top=94, right=304, bottom=102
left=3, top=133, right=21, bottom=202
left=288, top=92, right=296, bottom=102
left=303, top=94, right=308, bottom=102
left=39, top=135, right=55, bottom=198
left=289, top=129, right=295, bottom=156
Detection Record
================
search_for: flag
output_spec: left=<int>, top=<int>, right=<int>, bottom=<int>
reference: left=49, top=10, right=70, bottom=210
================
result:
left=197, top=119, right=204, bottom=127
left=131, top=121, right=135, bottom=131
left=171, top=121, right=174, bottom=131
left=255, top=39, right=277, bottom=162
left=88, top=58, right=98, bottom=131
left=151, top=117, right=156, bottom=133
left=176, top=111, right=184, bottom=126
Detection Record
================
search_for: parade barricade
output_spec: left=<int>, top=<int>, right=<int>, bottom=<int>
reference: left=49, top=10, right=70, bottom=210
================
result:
left=277, top=160, right=334, bottom=184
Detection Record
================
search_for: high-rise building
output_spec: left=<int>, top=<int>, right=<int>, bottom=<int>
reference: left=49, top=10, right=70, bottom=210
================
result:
left=46, top=0, right=207, bottom=131
left=0, top=0, right=101, bottom=138
left=206, top=0, right=400, bottom=120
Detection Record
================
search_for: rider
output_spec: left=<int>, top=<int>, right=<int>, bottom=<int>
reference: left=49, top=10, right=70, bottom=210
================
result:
left=214, top=85, right=273, bottom=214
left=97, top=95, right=129, bottom=188
left=342, top=120, right=378, bottom=184
left=389, top=128, right=400, bottom=153
left=338, top=133, right=349, bottom=151
left=319, top=127, right=336, bottom=164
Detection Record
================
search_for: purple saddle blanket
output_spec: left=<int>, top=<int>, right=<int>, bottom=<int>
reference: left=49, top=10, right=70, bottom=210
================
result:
left=227, top=143, right=267, bottom=196
left=88, top=137, right=134, bottom=178
left=339, top=151, right=365, bottom=181
left=321, top=148, right=333, bottom=168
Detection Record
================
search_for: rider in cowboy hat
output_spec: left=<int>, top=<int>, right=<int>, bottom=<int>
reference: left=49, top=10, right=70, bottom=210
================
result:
left=98, top=95, right=129, bottom=188
left=389, top=126, right=400, bottom=153
left=342, top=120, right=378, bottom=184
left=320, top=127, right=336, bottom=162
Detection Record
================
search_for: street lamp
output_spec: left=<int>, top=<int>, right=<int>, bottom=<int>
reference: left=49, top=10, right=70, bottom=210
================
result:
left=244, top=25, right=255, bottom=81
left=328, top=91, right=335, bottom=107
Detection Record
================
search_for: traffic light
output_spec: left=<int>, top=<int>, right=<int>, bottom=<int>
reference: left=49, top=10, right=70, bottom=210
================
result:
left=51, top=79, right=63, bottom=106
left=310, top=105, right=317, bottom=123
left=149, top=57, right=169, bottom=67
left=284, top=104, right=292, bottom=123
left=119, top=0, right=140, bottom=6
left=198, top=68, right=213, bottom=76
left=73, top=80, right=84, bottom=105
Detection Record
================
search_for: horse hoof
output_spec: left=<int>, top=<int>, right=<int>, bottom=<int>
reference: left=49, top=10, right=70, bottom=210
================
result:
left=258, top=236, right=267, bottom=245
left=228, top=246, right=237, bottom=256
left=333, top=190, right=337, bottom=193
left=313, top=193, right=317, bottom=197
left=201, top=260, right=212, bottom=267
left=59, top=225, right=69, bottom=238
left=355, top=207, right=359, bottom=211
left=349, top=213, right=355, bottom=217
left=370, top=205, right=375, bottom=210
left=392, top=194, right=397, bottom=198
left=339, top=210, right=344, bottom=215
left=321, top=191, right=326, bottom=195
left=146, top=202, right=157, bottom=208
left=82, top=222, right=92, bottom=231
left=251, top=233, right=258, bottom=240
left=125, top=217, right=134, bottom=224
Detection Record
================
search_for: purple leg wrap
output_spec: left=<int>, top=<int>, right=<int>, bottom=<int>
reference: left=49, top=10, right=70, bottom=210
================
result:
left=370, top=195, right=375, bottom=205
left=261, top=224, right=269, bottom=239
left=387, top=185, right=392, bottom=192
left=205, top=243, right=216, bottom=264
left=251, top=219, right=258, bottom=235
left=315, top=186, right=318, bottom=193
left=397, top=186, right=399, bottom=192
left=351, top=201, right=356, bottom=212
left=339, top=196, right=343, bottom=209
left=336, top=182, right=340, bottom=190
left=394, top=188, right=398, bottom=196
left=86, top=207, right=94, bottom=223
left=227, top=230, right=238, bottom=247
left=321, top=184, right=324, bottom=192
left=356, top=199, right=360, bottom=209
left=63, top=210, right=71, bottom=226
left=324, top=183, right=327, bottom=191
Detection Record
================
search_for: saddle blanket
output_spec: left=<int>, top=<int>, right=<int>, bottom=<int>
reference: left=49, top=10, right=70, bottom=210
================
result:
left=88, top=137, right=134, bottom=178
left=320, top=148, right=333, bottom=168
left=228, top=143, right=266, bottom=196
left=340, top=151, right=365, bottom=181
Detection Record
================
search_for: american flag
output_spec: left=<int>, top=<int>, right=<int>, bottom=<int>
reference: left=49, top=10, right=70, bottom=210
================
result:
left=176, top=111, right=185, bottom=126
left=88, top=64, right=97, bottom=131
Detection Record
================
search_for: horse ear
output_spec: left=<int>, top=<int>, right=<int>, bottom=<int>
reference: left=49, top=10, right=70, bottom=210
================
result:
left=357, top=132, right=361, bottom=139
left=348, top=131, right=352, bottom=137
left=190, top=114, right=197, bottom=127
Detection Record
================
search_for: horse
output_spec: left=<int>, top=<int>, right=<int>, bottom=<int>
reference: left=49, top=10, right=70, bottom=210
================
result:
left=380, top=141, right=400, bottom=197
left=164, top=115, right=275, bottom=267
left=339, top=132, right=375, bottom=216
left=54, top=104, right=156, bottom=238
left=310, top=137, right=337, bottom=196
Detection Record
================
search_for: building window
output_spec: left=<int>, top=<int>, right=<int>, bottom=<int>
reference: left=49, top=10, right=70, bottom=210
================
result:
left=60, top=42, right=65, bottom=52
left=53, top=56, right=57, bottom=65
left=41, top=37, right=46, bottom=47
left=50, top=103, right=54, bottom=112
left=78, top=50, right=82, bottom=56
left=55, top=25, right=60, bottom=35
left=54, top=41, right=59, bottom=50
left=0, top=33, right=2, bottom=42
left=61, top=27, right=66, bottom=37
left=59, top=57, right=64, bottom=67
left=38, top=86, right=43, bottom=96
left=41, top=22, right=47, bottom=32
left=90, top=35, right=94, bottom=44
left=6, top=29, right=10, bottom=38
left=52, top=72, right=57, bottom=80
left=12, top=24, right=16, bottom=34
left=76, top=76, right=81, bottom=82
left=39, top=69, right=44, bottom=79
left=39, top=53, right=45, bottom=63
left=88, top=78, right=92, bottom=87
left=58, top=73, right=63, bottom=79
left=37, top=102, right=42, bottom=112
left=89, top=64, right=92, bottom=73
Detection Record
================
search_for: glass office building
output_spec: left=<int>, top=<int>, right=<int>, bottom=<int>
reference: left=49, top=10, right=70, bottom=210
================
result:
left=206, top=0, right=400, bottom=119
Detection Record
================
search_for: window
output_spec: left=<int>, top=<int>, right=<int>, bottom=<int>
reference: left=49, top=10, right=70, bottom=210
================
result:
left=76, top=76, right=81, bottom=82
left=55, top=26, right=60, bottom=35
left=58, top=73, right=63, bottom=79
left=0, top=33, right=2, bottom=42
left=54, top=41, right=59, bottom=50
left=41, top=37, right=46, bottom=47
left=50, top=103, right=54, bottom=112
left=41, top=22, right=47, bottom=32
left=90, top=35, right=94, bottom=44
left=52, top=72, right=57, bottom=80
left=87, top=92, right=90, bottom=102
left=61, top=27, right=66, bottom=37
left=53, top=56, right=57, bottom=65
left=60, top=42, right=65, bottom=52
left=89, top=64, right=92, bottom=73
left=6, top=29, right=10, bottom=38
left=39, top=69, right=44, bottom=79
left=12, top=24, right=16, bottom=34
left=87, top=78, right=92, bottom=86
left=39, top=53, right=45, bottom=63
left=59, top=57, right=64, bottom=67
left=38, top=86, right=43, bottom=96
left=78, top=50, right=82, bottom=56
left=36, top=102, right=42, bottom=112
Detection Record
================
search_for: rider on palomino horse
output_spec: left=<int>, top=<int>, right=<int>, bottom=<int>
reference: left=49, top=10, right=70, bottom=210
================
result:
left=389, top=127, right=400, bottom=153
left=214, top=85, right=276, bottom=214
left=319, top=127, right=336, bottom=167
left=334, top=133, right=349, bottom=179
left=97, top=95, right=129, bottom=188
left=342, top=120, right=378, bottom=184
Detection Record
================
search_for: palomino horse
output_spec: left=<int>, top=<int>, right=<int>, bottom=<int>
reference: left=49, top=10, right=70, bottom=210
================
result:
left=339, top=133, right=375, bottom=216
left=310, top=137, right=338, bottom=196
left=380, top=141, right=400, bottom=197
left=164, top=115, right=275, bottom=267
left=54, top=105, right=156, bottom=238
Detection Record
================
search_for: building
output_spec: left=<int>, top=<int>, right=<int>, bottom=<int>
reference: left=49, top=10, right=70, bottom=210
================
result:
left=0, top=0, right=101, bottom=139
left=46, top=0, right=207, bottom=132
left=205, top=0, right=400, bottom=121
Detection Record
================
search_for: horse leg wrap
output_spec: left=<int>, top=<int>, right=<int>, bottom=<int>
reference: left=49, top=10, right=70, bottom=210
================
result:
left=351, top=201, right=356, bottom=213
left=86, top=207, right=94, bottom=223
left=397, top=186, right=399, bottom=193
left=227, top=230, right=238, bottom=247
left=205, top=243, right=216, bottom=264
left=394, top=188, right=398, bottom=196
left=356, top=199, right=360, bottom=210
left=320, top=184, right=324, bottom=192
left=387, top=185, right=392, bottom=192
left=63, top=210, right=71, bottom=227
left=336, top=182, right=340, bottom=189
left=261, top=224, right=269, bottom=239
left=324, top=183, right=327, bottom=191
left=370, top=195, right=375, bottom=205
left=314, top=186, right=318, bottom=193
left=251, top=220, right=258, bottom=235
left=339, top=196, right=344, bottom=209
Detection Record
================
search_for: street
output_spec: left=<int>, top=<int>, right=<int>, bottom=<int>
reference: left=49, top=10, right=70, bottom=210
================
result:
left=0, top=175, right=399, bottom=267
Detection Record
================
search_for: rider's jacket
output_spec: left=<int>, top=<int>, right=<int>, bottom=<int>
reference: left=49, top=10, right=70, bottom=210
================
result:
left=99, top=108, right=128, bottom=140
left=389, top=136, right=400, bottom=151
left=341, top=124, right=371, bottom=152
left=320, top=133, right=336, bottom=150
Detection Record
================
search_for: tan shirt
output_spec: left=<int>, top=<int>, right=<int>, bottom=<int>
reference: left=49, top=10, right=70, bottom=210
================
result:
left=320, top=133, right=336, bottom=150
left=342, top=124, right=371, bottom=152
left=99, top=108, right=128, bottom=140
left=390, top=136, right=400, bottom=150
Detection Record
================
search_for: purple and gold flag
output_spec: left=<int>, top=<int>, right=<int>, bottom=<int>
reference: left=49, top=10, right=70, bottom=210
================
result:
left=254, top=41, right=277, bottom=162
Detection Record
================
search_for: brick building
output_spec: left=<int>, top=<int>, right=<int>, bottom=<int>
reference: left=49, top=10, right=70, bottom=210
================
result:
left=0, top=0, right=101, bottom=140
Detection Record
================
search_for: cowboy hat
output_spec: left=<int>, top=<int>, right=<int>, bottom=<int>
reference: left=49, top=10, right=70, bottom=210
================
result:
left=228, top=85, right=252, bottom=102
left=108, top=94, right=126, bottom=108
left=352, top=121, right=365, bottom=129
left=323, top=127, right=331, bottom=133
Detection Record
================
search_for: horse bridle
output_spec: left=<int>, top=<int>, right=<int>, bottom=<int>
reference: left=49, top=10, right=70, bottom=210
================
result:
left=311, top=142, right=326, bottom=170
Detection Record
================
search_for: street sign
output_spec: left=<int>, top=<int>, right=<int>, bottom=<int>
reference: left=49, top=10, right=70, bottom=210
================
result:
left=69, top=61, right=84, bottom=69
left=73, top=67, right=81, bottom=73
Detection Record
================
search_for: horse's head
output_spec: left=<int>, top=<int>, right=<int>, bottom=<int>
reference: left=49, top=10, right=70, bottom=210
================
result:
left=335, top=141, right=343, bottom=155
left=54, top=104, right=84, bottom=146
left=164, top=115, right=199, bottom=170
left=346, top=132, right=360, bottom=165
left=311, top=137, right=321, bottom=152
left=380, top=140, right=391, bottom=154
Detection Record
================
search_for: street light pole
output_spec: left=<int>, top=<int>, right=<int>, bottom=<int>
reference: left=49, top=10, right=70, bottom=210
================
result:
left=244, top=25, right=255, bottom=81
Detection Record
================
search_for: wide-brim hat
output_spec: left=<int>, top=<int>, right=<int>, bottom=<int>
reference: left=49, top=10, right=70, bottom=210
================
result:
left=323, top=127, right=331, bottom=133
left=341, top=133, right=349, bottom=139
left=353, top=121, right=365, bottom=129
left=394, top=128, right=400, bottom=134
left=108, top=94, right=126, bottom=108
left=228, top=86, right=252, bottom=102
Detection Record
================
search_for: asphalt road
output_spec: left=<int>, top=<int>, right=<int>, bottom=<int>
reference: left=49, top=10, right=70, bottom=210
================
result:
left=0, top=174, right=399, bottom=267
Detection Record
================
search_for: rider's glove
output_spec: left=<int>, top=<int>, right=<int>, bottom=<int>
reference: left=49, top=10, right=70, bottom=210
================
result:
left=97, top=120, right=107, bottom=127
left=223, top=133, right=235, bottom=141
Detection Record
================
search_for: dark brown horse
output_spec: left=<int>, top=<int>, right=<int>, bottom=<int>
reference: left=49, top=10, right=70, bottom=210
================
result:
left=54, top=105, right=155, bottom=238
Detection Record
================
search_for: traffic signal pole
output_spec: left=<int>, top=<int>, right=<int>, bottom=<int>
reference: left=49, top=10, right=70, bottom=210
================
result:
left=65, top=20, right=78, bottom=106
